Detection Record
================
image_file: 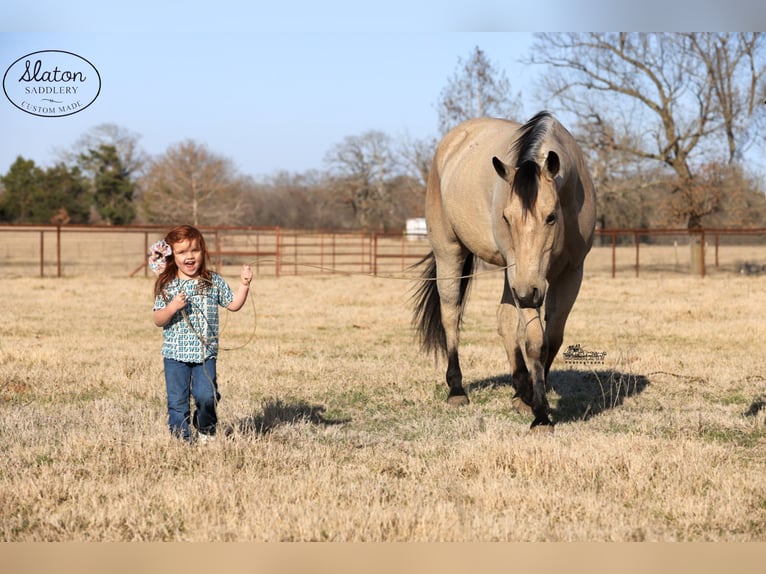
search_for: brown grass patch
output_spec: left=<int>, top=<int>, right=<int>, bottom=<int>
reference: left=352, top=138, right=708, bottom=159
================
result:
left=1, top=259, right=765, bottom=540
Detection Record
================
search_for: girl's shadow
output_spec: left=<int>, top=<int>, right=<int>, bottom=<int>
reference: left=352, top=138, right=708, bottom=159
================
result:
left=225, top=397, right=350, bottom=437
left=467, top=368, right=649, bottom=423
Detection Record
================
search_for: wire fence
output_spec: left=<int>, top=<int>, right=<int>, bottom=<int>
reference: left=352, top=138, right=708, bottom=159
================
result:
left=1, top=224, right=765, bottom=279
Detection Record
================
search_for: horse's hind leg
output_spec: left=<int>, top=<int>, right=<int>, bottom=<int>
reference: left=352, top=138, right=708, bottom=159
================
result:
left=435, top=248, right=472, bottom=406
left=498, top=274, right=533, bottom=415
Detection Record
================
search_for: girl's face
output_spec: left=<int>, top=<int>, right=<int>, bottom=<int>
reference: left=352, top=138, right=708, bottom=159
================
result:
left=171, top=238, right=203, bottom=280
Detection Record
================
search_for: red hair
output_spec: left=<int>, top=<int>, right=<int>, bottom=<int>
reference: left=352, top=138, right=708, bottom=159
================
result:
left=153, top=225, right=213, bottom=298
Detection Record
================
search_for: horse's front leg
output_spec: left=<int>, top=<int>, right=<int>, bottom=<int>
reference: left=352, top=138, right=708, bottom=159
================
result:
left=516, top=306, right=551, bottom=428
left=543, top=266, right=584, bottom=376
left=498, top=276, right=533, bottom=415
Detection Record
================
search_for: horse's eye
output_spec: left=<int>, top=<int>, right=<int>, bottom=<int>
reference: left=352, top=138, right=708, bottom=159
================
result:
left=545, top=213, right=558, bottom=225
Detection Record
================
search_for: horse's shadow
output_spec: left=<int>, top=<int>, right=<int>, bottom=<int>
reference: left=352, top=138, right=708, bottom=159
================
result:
left=467, top=368, right=650, bottom=423
left=228, top=369, right=649, bottom=436
left=224, top=397, right=350, bottom=437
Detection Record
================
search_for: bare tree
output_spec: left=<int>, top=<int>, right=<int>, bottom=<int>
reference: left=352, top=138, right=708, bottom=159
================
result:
left=57, top=123, right=148, bottom=178
left=324, top=130, right=403, bottom=230
left=396, top=133, right=435, bottom=191
left=574, top=113, right=661, bottom=230
left=247, top=169, right=354, bottom=229
left=437, top=46, right=522, bottom=135
left=138, top=140, right=248, bottom=226
left=528, top=32, right=766, bottom=228
left=687, top=33, right=766, bottom=164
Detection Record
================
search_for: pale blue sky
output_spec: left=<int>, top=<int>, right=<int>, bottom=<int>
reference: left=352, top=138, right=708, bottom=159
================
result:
left=1, top=31, right=538, bottom=177
left=2, top=1, right=764, bottom=179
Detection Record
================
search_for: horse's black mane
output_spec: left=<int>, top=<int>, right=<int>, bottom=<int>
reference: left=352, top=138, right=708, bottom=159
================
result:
left=510, top=111, right=555, bottom=214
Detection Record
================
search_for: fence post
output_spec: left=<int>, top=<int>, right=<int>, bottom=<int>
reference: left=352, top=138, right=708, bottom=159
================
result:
left=372, top=233, right=378, bottom=276
left=400, top=233, right=406, bottom=272
left=39, top=230, right=44, bottom=278
left=320, top=233, right=326, bottom=273
left=275, top=227, right=281, bottom=279
left=332, top=233, right=337, bottom=274
left=293, top=232, right=298, bottom=275
left=214, top=230, right=221, bottom=272
left=56, top=224, right=62, bottom=278
left=714, top=232, right=719, bottom=270
left=690, top=230, right=704, bottom=277
left=143, top=231, right=149, bottom=277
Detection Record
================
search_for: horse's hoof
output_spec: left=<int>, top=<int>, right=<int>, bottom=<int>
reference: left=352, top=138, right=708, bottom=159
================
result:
left=530, top=416, right=555, bottom=434
left=447, top=394, right=470, bottom=406
left=511, top=396, right=533, bottom=416
left=530, top=424, right=555, bottom=435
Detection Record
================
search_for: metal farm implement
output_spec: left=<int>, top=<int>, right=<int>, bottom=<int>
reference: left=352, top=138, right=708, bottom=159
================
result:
left=562, top=344, right=607, bottom=366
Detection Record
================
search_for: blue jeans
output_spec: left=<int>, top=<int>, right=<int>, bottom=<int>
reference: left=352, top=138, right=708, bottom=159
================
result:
left=163, top=357, right=220, bottom=441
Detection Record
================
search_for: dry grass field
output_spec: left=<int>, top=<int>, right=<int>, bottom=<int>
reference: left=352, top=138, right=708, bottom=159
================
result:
left=1, top=242, right=766, bottom=541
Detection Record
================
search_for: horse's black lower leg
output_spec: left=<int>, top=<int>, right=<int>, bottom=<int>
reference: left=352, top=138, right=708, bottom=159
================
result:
left=530, top=366, right=552, bottom=427
left=511, top=348, right=533, bottom=406
left=531, top=412, right=552, bottom=427
left=446, top=349, right=469, bottom=405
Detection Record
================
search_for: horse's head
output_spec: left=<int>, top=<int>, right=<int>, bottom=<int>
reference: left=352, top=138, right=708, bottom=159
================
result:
left=492, top=151, right=564, bottom=309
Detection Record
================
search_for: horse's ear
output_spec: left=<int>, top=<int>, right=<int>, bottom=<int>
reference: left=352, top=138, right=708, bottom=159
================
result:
left=492, top=157, right=513, bottom=182
left=545, top=151, right=560, bottom=179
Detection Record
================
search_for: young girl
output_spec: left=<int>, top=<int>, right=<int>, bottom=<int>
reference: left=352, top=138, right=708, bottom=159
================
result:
left=151, top=225, right=253, bottom=442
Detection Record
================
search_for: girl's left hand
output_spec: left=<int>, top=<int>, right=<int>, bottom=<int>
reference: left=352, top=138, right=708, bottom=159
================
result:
left=240, top=264, right=253, bottom=286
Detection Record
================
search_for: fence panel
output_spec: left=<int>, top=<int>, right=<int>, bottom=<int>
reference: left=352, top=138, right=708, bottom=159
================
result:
left=276, top=231, right=372, bottom=276
left=589, top=228, right=766, bottom=277
left=1, top=225, right=765, bottom=279
left=371, top=233, right=431, bottom=276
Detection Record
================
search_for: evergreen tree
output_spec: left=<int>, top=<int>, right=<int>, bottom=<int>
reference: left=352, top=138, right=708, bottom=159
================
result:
left=0, top=157, right=44, bottom=222
left=80, top=144, right=136, bottom=224
left=0, top=158, right=89, bottom=223
left=43, top=163, right=91, bottom=223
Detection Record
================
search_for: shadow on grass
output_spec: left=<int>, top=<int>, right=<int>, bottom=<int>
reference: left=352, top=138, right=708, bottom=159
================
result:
left=549, top=369, right=649, bottom=423
left=466, top=369, right=650, bottom=423
left=226, top=397, right=351, bottom=437
left=466, top=374, right=515, bottom=393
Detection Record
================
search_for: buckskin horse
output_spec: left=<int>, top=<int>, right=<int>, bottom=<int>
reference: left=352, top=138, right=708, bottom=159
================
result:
left=412, top=111, right=597, bottom=429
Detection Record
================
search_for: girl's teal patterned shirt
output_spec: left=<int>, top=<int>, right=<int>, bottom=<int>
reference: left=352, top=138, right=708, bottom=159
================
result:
left=153, top=274, right=234, bottom=362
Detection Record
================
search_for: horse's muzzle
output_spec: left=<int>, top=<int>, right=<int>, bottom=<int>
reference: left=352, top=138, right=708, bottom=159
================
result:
left=512, top=286, right=544, bottom=309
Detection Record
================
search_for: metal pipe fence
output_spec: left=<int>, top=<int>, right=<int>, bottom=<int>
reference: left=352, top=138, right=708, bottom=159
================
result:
left=1, top=224, right=765, bottom=279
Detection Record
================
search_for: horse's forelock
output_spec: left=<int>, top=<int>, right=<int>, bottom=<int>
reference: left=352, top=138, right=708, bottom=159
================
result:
left=512, top=111, right=555, bottom=167
left=509, top=111, right=555, bottom=216
left=512, top=161, right=540, bottom=214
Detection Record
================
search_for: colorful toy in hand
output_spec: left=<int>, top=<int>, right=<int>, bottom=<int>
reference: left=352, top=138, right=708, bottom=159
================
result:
left=148, top=239, right=173, bottom=275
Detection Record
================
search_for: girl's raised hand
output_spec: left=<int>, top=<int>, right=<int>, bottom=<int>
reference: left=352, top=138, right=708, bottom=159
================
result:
left=240, top=264, right=253, bottom=286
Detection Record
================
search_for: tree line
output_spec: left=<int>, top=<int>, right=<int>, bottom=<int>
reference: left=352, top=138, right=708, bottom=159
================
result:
left=2, top=33, right=766, bottom=231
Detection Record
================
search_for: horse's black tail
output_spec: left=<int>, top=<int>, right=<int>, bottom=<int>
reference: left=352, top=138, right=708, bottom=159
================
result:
left=411, top=251, right=475, bottom=358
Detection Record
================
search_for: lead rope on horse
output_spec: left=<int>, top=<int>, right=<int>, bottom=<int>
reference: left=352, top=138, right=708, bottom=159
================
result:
left=174, top=276, right=258, bottom=416
left=174, top=277, right=219, bottom=410
left=174, top=256, right=511, bottom=401
left=175, top=275, right=257, bottom=353
left=175, top=252, right=498, bottom=360
left=178, top=255, right=512, bottom=359
left=158, top=250, right=513, bottom=425
left=240, top=257, right=516, bottom=282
